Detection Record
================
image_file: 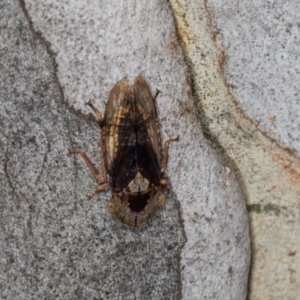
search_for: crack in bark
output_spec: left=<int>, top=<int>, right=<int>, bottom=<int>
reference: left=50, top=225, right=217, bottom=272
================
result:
left=4, top=151, right=22, bottom=203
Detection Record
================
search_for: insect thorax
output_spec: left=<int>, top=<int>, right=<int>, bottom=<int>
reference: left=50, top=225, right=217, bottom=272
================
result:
left=126, top=171, right=150, bottom=193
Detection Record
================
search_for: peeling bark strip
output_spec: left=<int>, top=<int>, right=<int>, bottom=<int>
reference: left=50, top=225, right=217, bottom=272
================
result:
left=69, top=76, right=179, bottom=227
left=168, top=0, right=300, bottom=299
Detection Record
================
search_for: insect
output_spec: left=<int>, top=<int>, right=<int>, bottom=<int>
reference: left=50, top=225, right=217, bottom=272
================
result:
left=69, top=76, right=178, bottom=227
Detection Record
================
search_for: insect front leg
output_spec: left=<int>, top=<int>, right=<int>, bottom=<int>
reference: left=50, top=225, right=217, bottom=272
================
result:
left=87, top=182, right=109, bottom=200
left=157, top=193, right=166, bottom=207
left=160, top=179, right=171, bottom=193
left=161, top=136, right=179, bottom=173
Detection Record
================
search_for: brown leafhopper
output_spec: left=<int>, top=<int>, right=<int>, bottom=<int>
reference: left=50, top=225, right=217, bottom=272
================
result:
left=69, top=76, right=178, bottom=227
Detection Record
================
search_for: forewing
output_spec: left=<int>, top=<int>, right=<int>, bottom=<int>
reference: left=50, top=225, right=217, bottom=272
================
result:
left=104, top=79, right=138, bottom=191
left=133, top=76, right=161, bottom=185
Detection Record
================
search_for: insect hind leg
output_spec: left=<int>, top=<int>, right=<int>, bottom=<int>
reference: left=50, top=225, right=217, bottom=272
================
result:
left=86, top=100, right=104, bottom=124
left=153, top=89, right=161, bottom=102
left=161, top=136, right=179, bottom=173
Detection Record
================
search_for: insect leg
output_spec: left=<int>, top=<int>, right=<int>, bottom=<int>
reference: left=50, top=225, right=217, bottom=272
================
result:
left=157, top=194, right=166, bottom=207
left=161, top=136, right=179, bottom=173
left=85, top=101, right=108, bottom=183
left=68, top=149, right=106, bottom=181
left=86, top=100, right=103, bottom=122
left=160, top=179, right=171, bottom=193
left=107, top=202, right=116, bottom=213
left=153, top=89, right=161, bottom=102
left=87, top=182, right=109, bottom=199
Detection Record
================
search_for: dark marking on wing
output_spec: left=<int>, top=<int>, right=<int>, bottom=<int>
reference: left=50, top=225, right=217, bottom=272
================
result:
left=103, top=79, right=133, bottom=173
left=104, top=76, right=162, bottom=192
left=134, top=76, right=161, bottom=184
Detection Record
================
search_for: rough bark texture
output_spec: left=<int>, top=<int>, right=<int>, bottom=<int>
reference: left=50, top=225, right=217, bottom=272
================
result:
left=169, top=0, right=300, bottom=299
left=0, top=1, right=250, bottom=299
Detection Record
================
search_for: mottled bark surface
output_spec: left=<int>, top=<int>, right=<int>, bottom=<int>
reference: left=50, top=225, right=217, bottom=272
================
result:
left=0, top=1, right=250, bottom=299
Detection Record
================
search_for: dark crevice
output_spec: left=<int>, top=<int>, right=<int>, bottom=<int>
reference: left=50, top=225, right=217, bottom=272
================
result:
left=18, top=0, right=100, bottom=203
left=18, top=0, right=97, bottom=124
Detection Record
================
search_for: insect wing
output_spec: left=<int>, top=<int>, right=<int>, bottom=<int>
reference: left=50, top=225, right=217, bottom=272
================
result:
left=133, top=76, right=161, bottom=186
left=104, top=79, right=137, bottom=191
